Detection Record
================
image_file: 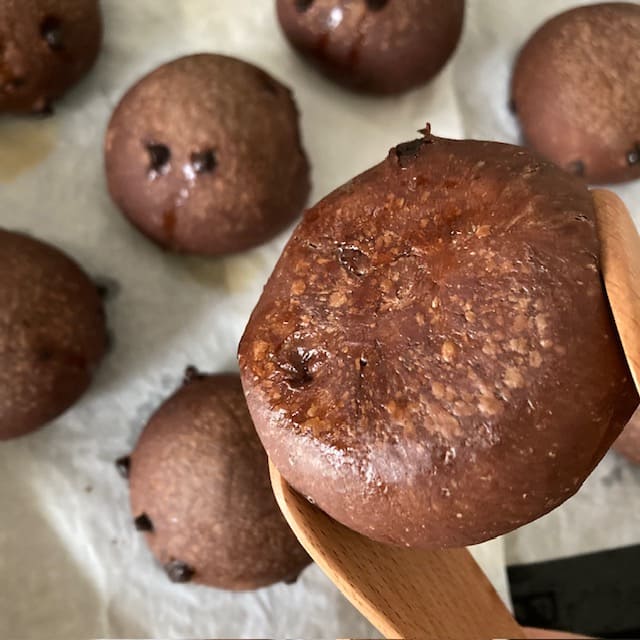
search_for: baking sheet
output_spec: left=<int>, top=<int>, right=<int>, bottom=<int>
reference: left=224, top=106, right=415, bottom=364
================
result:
left=0, top=1, right=638, bottom=638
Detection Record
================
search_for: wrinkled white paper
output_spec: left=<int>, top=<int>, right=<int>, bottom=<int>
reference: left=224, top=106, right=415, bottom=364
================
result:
left=0, top=1, right=638, bottom=638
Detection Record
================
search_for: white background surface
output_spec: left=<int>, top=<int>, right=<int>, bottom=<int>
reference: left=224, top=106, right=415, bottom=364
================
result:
left=0, top=1, right=638, bottom=638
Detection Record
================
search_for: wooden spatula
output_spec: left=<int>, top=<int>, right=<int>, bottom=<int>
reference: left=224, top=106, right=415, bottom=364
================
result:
left=267, top=189, right=637, bottom=640
left=270, top=460, right=524, bottom=639
left=593, top=189, right=640, bottom=391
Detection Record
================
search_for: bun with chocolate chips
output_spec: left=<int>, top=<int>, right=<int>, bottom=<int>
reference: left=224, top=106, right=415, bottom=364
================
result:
left=105, top=54, right=310, bottom=256
left=276, top=0, right=465, bottom=94
left=239, top=129, right=639, bottom=549
left=127, top=371, right=311, bottom=589
left=0, top=0, right=102, bottom=114
left=0, top=229, right=107, bottom=440
left=511, top=2, right=640, bottom=184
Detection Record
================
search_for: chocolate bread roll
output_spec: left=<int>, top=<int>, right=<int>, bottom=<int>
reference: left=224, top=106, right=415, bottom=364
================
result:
left=0, top=0, right=102, bottom=113
left=511, top=2, right=640, bottom=184
left=277, top=0, right=465, bottom=94
left=105, top=54, right=310, bottom=256
left=128, top=371, right=311, bottom=589
left=614, top=407, right=640, bottom=464
left=0, top=229, right=107, bottom=440
left=239, top=130, right=639, bottom=549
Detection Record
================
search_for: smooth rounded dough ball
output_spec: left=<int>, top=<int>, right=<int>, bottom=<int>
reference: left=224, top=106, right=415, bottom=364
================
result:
left=0, top=230, right=107, bottom=440
left=511, top=2, right=640, bottom=184
left=0, top=0, right=102, bottom=113
left=105, top=54, right=311, bottom=256
left=239, top=131, right=639, bottom=549
left=276, top=0, right=465, bottom=94
left=614, top=406, right=640, bottom=464
left=128, top=371, right=311, bottom=589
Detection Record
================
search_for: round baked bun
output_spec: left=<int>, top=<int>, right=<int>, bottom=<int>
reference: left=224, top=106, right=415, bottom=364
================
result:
left=0, top=0, right=102, bottom=114
left=511, top=3, right=640, bottom=184
left=105, top=54, right=310, bottom=256
left=239, top=130, right=639, bottom=549
left=276, top=0, right=465, bottom=94
left=128, top=370, right=311, bottom=589
left=0, top=229, right=107, bottom=440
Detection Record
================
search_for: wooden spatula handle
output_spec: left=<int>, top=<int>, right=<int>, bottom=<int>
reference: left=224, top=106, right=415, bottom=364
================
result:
left=270, top=461, right=524, bottom=639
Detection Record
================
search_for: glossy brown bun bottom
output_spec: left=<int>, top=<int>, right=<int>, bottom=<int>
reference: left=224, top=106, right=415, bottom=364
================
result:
left=0, top=0, right=102, bottom=114
left=511, top=3, right=640, bottom=184
left=0, top=229, right=107, bottom=440
left=614, top=406, right=640, bottom=464
left=127, top=371, right=311, bottom=589
left=239, top=130, right=639, bottom=550
left=276, top=0, right=464, bottom=94
left=105, top=54, right=310, bottom=256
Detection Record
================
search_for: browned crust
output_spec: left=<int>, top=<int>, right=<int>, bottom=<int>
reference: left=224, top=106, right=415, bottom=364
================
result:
left=512, top=2, right=640, bottom=184
left=0, top=229, right=107, bottom=439
left=129, top=373, right=311, bottom=589
left=105, top=54, right=310, bottom=256
left=0, top=0, right=102, bottom=113
left=239, top=133, right=638, bottom=548
left=276, top=0, right=464, bottom=94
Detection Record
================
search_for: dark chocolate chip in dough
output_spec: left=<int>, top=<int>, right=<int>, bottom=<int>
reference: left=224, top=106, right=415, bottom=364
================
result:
left=337, top=245, right=370, bottom=276
left=295, top=0, right=314, bottom=12
left=395, top=139, right=425, bottom=167
left=134, top=513, right=154, bottom=532
left=568, top=160, right=585, bottom=177
left=164, top=560, right=195, bottom=583
left=366, top=0, right=388, bottom=10
left=183, top=365, right=204, bottom=384
left=40, top=16, right=63, bottom=50
left=190, top=149, right=217, bottom=174
left=146, top=143, right=171, bottom=175
left=115, top=456, right=131, bottom=479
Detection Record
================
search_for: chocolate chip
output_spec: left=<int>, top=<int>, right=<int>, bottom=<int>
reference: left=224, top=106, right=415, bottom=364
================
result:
left=281, top=347, right=314, bottom=387
left=34, top=100, right=54, bottom=116
left=40, top=16, right=63, bottom=50
left=295, top=0, right=314, bottom=11
left=418, top=123, right=433, bottom=140
left=366, top=0, right=388, bottom=10
left=190, top=149, right=217, bottom=174
left=95, top=276, right=121, bottom=300
left=146, top=143, right=171, bottom=175
left=5, top=76, right=25, bottom=92
left=626, top=143, right=640, bottom=166
left=115, top=455, right=131, bottom=479
left=165, top=560, right=195, bottom=583
left=508, top=98, right=517, bottom=114
left=134, top=513, right=154, bottom=532
left=284, top=573, right=300, bottom=585
left=395, top=139, right=424, bottom=168
left=337, top=245, right=370, bottom=276
left=36, top=347, right=53, bottom=362
left=567, top=160, right=585, bottom=177
left=183, top=365, right=204, bottom=384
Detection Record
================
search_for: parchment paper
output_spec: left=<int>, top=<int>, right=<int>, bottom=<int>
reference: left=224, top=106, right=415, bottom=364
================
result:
left=0, top=1, right=638, bottom=638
